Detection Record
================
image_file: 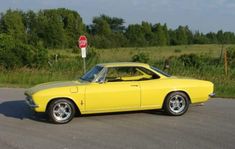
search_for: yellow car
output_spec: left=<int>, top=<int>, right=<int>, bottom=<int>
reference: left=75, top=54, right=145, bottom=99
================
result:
left=25, top=62, right=214, bottom=124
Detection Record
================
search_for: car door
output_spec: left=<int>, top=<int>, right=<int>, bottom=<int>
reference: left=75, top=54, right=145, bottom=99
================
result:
left=85, top=66, right=141, bottom=112
left=85, top=81, right=140, bottom=112
left=139, top=79, right=165, bottom=108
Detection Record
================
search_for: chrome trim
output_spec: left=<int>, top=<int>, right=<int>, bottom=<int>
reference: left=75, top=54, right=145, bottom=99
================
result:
left=209, top=93, right=216, bottom=97
left=25, top=96, right=39, bottom=108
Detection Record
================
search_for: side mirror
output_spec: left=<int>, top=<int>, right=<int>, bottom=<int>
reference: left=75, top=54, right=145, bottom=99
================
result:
left=96, top=77, right=105, bottom=84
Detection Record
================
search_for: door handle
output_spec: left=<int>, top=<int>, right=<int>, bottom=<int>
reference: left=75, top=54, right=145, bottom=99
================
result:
left=130, top=85, right=139, bottom=87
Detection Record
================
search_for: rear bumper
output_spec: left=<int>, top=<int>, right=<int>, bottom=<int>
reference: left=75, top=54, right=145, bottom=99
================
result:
left=209, top=93, right=216, bottom=98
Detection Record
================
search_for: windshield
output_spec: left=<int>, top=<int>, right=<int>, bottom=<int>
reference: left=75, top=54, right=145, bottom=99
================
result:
left=80, top=66, right=104, bottom=82
left=150, top=66, right=171, bottom=77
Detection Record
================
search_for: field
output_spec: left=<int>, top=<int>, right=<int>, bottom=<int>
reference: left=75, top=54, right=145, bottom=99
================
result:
left=0, top=44, right=234, bottom=97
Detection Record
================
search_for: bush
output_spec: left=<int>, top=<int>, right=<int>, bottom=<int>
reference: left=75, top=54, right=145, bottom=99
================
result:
left=131, top=52, right=149, bottom=63
left=34, top=43, right=48, bottom=67
left=174, top=49, right=181, bottom=53
left=227, top=47, right=235, bottom=66
left=179, top=54, right=200, bottom=67
left=0, top=34, right=48, bottom=69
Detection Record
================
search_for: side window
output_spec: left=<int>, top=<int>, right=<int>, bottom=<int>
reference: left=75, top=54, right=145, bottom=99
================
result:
left=106, top=67, right=132, bottom=82
left=137, top=67, right=160, bottom=79
left=105, top=66, right=159, bottom=82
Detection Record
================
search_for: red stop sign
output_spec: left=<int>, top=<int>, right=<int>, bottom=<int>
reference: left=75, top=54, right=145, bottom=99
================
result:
left=78, top=35, right=87, bottom=48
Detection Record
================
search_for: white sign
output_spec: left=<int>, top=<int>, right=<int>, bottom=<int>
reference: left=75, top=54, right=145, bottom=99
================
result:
left=81, top=47, right=86, bottom=58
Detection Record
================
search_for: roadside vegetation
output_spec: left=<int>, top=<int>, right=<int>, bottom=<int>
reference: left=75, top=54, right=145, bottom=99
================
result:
left=0, top=8, right=234, bottom=97
left=0, top=44, right=234, bottom=97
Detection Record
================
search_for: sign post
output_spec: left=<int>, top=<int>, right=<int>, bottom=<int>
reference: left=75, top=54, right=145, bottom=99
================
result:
left=78, top=35, right=88, bottom=74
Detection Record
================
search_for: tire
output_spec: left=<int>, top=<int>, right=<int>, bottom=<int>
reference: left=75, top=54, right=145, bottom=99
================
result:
left=164, top=92, right=189, bottom=116
left=47, top=99, right=76, bottom=124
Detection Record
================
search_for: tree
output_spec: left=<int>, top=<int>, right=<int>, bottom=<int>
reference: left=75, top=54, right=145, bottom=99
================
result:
left=163, top=23, right=169, bottom=45
left=37, top=9, right=66, bottom=48
left=23, top=10, right=39, bottom=45
left=193, top=31, right=209, bottom=44
left=125, top=24, right=147, bottom=47
left=57, top=8, right=85, bottom=47
left=0, top=9, right=26, bottom=42
left=1, top=8, right=235, bottom=49
left=141, top=21, right=154, bottom=46
left=223, top=32, right=235, bottom=44
left=185, top=26, right=193, bottom=44
left=206, top=32, right=218, bottom=44
left=152, top=23, right=168, bottom=46
left=92, top=18, right=112, bottom=36
left=168, top=29, right=177, bottom=45
left=89, top=14, right=127, bottom=48
left=217, top=30, right=224, bottom=44
left=175, top=26, right=188, bottom=45
left=91, top=15, right=125, bottom=33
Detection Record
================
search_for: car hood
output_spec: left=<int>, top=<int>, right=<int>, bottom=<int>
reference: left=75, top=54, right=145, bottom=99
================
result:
left=25, top=81, right=81, bottom=96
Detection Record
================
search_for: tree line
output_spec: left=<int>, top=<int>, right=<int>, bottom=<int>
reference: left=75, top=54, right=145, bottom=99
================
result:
left=0, top=8, right=235, bottom=49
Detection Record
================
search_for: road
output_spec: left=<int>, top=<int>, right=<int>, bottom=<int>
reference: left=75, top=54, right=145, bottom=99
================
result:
left=0, top=88, right=235, bottom=149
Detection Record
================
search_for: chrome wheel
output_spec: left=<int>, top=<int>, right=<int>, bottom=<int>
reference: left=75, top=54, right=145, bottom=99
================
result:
left=48, top=99, right=76, bottom=124
left=52, top=102, right=72, bottom=121
left=169, top=95, right=186, bottom=114
left=164, top=92, right=189, bottom=116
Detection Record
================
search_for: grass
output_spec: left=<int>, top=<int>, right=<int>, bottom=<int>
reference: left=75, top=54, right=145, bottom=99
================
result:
left=97, top=44, right=224, bottom=62
left=51, top=44, right=225, bottom=62
left=0, top=44, right=234, bottom=97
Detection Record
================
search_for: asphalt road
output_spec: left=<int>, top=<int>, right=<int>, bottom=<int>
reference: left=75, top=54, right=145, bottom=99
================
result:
left=0, top=88, right=235, bottom=149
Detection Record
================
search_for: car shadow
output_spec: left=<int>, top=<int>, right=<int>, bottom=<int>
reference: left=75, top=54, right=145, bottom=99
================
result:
left=0, top=100, right=167, bottom=122
left=0, top=100, right=48, bottom=123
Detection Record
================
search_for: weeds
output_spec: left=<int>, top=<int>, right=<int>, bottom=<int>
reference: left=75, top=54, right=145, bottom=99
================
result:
left=0, top=45, right=234, bottom=97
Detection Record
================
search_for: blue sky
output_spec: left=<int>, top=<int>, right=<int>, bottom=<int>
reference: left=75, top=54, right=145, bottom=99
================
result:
left=0, top=0, right=235, bottom=33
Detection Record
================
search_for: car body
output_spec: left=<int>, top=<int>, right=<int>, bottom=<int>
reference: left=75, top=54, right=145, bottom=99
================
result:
left=25, top=62, right=214, bottom=124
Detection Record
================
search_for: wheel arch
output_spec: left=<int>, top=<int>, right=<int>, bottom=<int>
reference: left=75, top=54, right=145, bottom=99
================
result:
left=46, top=97, right=81, bottom=115
left=164, top=90, right=191, bottom=104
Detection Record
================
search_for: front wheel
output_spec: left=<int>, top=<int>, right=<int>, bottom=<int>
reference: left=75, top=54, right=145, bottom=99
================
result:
left=164, top=92, right=189, bottom=116
left=47, top=99, right=75, bottom=124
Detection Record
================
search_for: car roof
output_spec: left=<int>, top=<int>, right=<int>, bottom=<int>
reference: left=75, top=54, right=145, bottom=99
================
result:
left=97, top=62, right=150, bottom=68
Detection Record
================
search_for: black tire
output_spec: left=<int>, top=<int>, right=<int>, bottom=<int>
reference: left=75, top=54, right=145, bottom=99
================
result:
left=164, top=92, right=189, bottom=116
left=47, top=99, right=75, bottom=124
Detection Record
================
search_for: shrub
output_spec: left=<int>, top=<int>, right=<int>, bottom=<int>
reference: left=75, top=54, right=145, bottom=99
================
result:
left=131, top=52, right=150, bottom=63
left=174, top=49, right=181, bottom=53
left=227, top=47, right=235, bottom=66
left=0, top=34, right=48, bottom=69
left=179, top=54, right=200, bottom=68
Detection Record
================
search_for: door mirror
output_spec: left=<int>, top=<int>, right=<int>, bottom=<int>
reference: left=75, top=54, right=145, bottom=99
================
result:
left=96, top=77, right=105, bottom=84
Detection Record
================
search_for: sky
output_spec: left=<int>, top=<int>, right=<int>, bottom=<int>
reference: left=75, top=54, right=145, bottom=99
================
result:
left=0, top=0, right=235, bottom=33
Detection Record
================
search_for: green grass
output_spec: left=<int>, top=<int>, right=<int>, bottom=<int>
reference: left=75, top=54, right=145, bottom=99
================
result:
left=0, top=68, right=77, bottom=88
left=0, top=44, right=234, bottom=98
left=51, top=44, right=225, bottom=62
left=97, top=44, right=224, bottom=62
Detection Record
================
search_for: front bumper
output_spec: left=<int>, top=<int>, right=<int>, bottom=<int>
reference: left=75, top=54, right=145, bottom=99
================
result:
left=25, top=95, right=38, bottom=109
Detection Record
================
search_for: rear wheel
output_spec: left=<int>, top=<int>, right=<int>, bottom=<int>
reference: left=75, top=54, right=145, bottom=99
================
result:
left=47, top=99, right=75, bottom=124
left=164, top=92, right=189, bottom=116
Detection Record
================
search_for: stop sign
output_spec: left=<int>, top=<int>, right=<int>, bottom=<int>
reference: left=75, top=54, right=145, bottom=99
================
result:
left=78, top=35, right=87, bottom=49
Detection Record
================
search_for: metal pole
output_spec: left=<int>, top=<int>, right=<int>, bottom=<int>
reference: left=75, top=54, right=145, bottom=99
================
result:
left=83, top=58, right=86, bottom=74
left=224, top=48, right=228, bottom=76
